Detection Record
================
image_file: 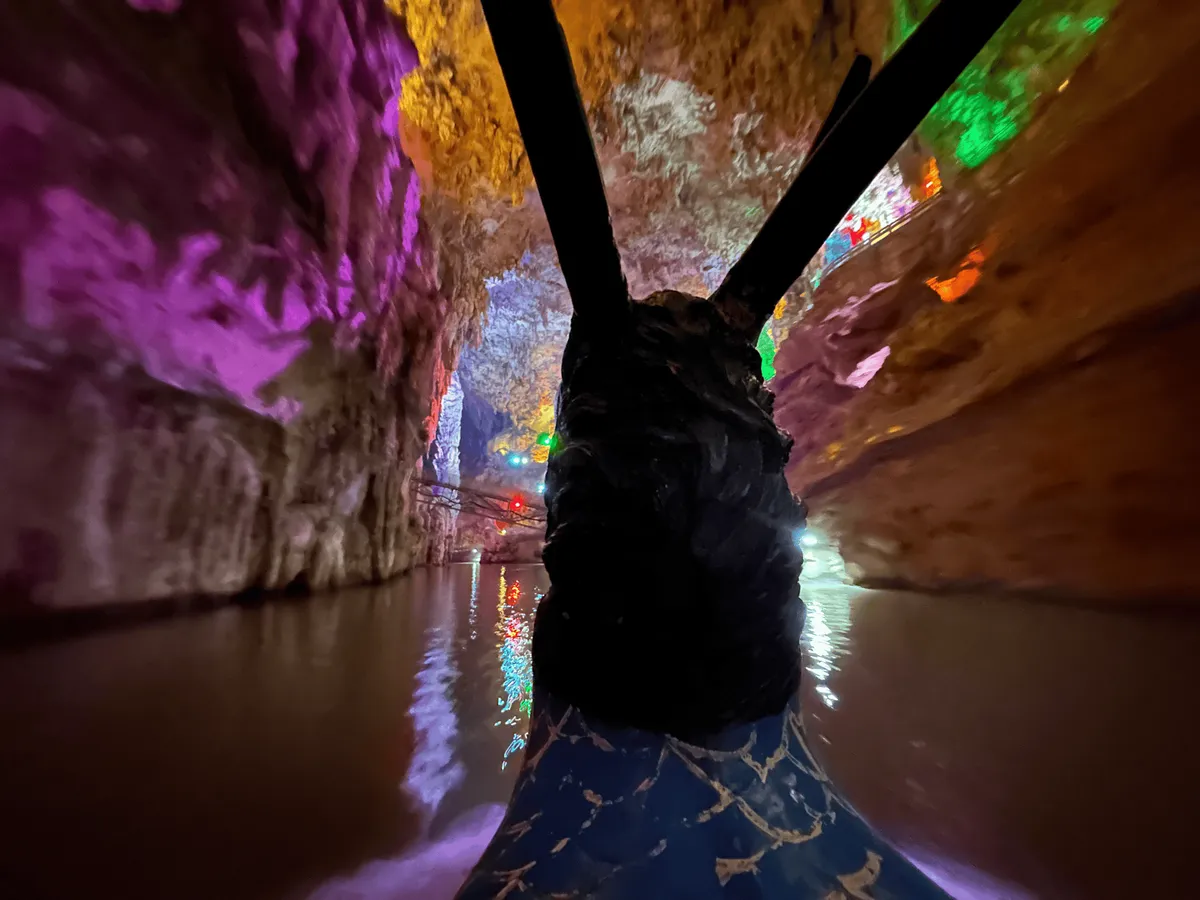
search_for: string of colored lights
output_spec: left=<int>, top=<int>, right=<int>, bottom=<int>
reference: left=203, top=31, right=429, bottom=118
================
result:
left=500, top=428, right=557, bottom=470
left=413, top=478, right=546, bottom=528
left=755, top=156, right=941, bottom=381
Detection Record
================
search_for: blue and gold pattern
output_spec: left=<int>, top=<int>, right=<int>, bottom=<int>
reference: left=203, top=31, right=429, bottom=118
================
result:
left=457, top=689, right=950, bottom=899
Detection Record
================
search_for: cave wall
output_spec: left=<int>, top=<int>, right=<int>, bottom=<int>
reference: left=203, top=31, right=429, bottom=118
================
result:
left=801, top=311, right=1200, bottom=603
left=420, top=370, right=463, bottom=565
left=0, top=349, right=424, bottom=611
left=777, top=0, right=1200, bottom=603
left=0, top=0, right=480, bottom=618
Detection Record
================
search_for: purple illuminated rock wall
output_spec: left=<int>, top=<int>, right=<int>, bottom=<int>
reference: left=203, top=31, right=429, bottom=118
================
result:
left=0, top=0, right=481, bottom=616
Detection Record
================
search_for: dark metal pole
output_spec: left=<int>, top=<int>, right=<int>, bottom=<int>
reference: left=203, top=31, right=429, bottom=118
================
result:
left=809, top=54, right=873, bottom=164
left=714, top=0, right=1023, bottom=332
left=480, top=0, right=629, bottom=327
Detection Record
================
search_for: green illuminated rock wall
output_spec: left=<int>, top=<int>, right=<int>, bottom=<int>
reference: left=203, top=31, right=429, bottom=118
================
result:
left=891, top=0, right=1117, bottom=167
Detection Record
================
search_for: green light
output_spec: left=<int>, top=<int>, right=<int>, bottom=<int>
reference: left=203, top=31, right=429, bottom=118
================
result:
left=939, top=65, right=1029, bottom=168
left=890, top=0, right=1116, bottom=170
left=886, top=0, right=922, bottom=56
left=756, top=323, right=777, bottom=381
left=536, top=431, right=552, bottom=446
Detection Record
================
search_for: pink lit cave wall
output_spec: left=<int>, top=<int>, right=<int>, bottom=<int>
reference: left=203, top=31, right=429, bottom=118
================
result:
left=0, top=0, right=483, bottom=615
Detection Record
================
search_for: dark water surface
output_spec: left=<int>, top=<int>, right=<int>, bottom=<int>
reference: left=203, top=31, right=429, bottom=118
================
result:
left=1, top=565, right=1197, bottom=899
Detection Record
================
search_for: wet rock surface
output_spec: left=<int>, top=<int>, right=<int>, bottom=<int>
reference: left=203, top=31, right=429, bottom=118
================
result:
left=0, top=0, right=483, bottom=617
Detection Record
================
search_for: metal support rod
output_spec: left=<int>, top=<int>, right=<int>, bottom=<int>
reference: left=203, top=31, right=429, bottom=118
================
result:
left=480, top=0, right=629, bottom=326
left=809, top=54, right=873, bottom=164
left=714, top=0, right=1022, bottom=331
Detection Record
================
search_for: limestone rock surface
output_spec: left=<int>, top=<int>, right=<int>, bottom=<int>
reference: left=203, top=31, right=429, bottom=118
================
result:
left=0, top=0, right=483, bottom=616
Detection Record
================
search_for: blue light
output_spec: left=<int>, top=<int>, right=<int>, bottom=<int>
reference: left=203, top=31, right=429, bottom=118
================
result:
left=794, top=529, right=820, bottom=548
left=535, top=482, right=546, bottom=493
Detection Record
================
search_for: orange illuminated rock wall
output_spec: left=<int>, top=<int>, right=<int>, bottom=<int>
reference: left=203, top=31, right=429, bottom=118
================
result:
left=390, top=0, right=890, bottom=200
left=777, top=0, right=1200, bottom=603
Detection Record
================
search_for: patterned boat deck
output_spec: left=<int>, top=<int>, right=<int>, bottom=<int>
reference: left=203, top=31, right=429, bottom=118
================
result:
left=457, top=690, right=951, bottom=899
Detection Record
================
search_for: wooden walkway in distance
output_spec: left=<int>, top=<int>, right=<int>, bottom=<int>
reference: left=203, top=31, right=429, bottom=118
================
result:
left=413, top=477, right=547, bottom=529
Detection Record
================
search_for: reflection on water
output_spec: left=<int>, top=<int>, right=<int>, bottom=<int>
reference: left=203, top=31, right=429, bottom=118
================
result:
left=468, top=562, right=479, bottom=637
left=799, top=585, right=1200, bottom=900
left=0, top=565, right=548, bottom=900
left=305, top=565, right=549, bottom=899
left=307, top=804, right=507, bottom=900
left=799, top=527, right=856, bottom=711
left=402, top=575, right=463, bottom=825
left=2, top=565, right=1198, bottom=900
left=800, top=583, right=854, bottom=710
left=493, top=567, right=541, bottom=769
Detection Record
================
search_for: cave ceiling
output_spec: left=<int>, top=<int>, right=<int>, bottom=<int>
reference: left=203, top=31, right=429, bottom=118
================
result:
left=394, top=0, right=1117, bottom=479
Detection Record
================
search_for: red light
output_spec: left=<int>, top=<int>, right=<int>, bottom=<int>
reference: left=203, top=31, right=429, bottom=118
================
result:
left=508, top=495, right=526, bottom=513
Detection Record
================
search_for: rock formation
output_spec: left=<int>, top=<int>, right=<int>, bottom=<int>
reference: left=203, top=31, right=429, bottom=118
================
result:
left=443, top=0, right=1120, bottom=508
left=775, top=0, right=1200, bottom=603
left=5, top=0, right=1191, bottom=612
left=0, top=0, right=484, bottom=619
left=421, top=370, right=463, bottom=565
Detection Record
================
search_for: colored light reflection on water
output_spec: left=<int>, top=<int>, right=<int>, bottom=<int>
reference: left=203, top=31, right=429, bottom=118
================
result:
left=3, top=564, right=1197, bottom=900
left=494, top=567, right=540, bottom=769
left=403, top=614, right=463, bottom=820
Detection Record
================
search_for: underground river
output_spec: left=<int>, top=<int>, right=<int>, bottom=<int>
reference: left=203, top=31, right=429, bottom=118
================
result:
left=1, top=565, right=1197, bottom=900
